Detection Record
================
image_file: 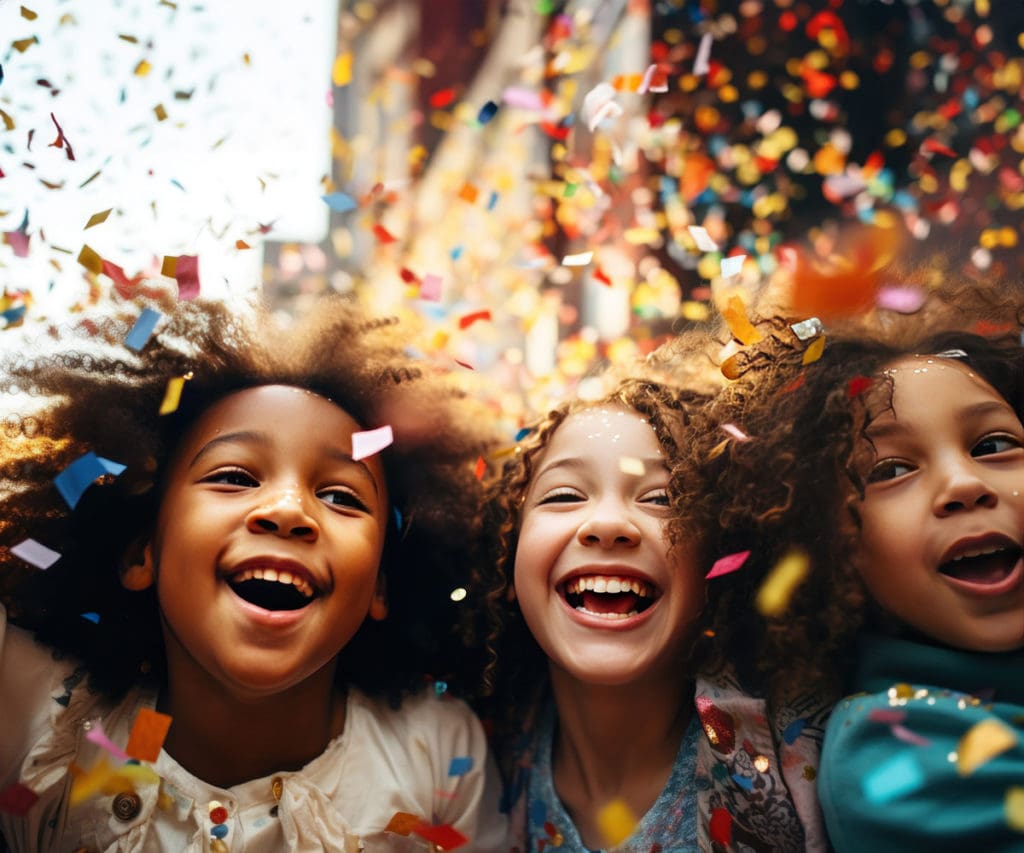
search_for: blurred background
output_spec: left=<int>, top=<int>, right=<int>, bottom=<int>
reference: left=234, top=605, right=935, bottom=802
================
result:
left=2, top=0, right=1023, bottom=429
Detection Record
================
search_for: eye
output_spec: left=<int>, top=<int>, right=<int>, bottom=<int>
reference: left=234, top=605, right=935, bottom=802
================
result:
left=202, top=468, right=257, bottom=487
left=538, top=487, right=584, bottom=505
left=866, top=459, right=915, bottom=484
left=971, top=434, right=1022, bottom=457
left=640, top=487, right=670, bottom=506
left=317, top=488, right=370, bottom=513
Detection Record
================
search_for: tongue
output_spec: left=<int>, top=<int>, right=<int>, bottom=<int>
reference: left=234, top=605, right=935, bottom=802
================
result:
left=943, top=553, right=1016, bottom=585
left=582, top=591, right=640, bottom=615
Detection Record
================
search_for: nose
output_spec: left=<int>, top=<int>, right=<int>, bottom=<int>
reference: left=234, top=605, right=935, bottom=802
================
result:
left=576, top=500, right=641, bottom=549
left=933, top=460, right=998, bottom=517
left=246, top=487, right=319, bottom=541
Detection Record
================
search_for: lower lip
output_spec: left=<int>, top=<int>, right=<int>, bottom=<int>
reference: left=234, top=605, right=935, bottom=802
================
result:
left=940, top=556, right=1024, bottom=598
left=558, top=591, right=659, bottom=630
left=227, top=585, right=316, bottom=627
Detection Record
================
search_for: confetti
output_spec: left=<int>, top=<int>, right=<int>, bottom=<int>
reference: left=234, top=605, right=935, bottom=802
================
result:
left=862, top=753, right=925, bottom=804
left=802, top=335, right=826, bottom=365
left=706, top=550, right=750, bottom=580
left=1006, top=787, right=1024, bottom=833
left=474, top=455, right=486, bottom=480
left=782, top=718, right=807, bottom=745
left=596, top=799, right=637, bottom=847
left=84, top=208, right=112, bottom=229
left=561, top=251, right=593, bottom=266
left=48, top=112, right=74, bottom=159
left=125, top=708, right=173, bottom=762
left=125, top=308, right=162, bottom=352
left=890, top=724, right=931, bottom=748
left=84, top=720, right=130, bottom=762
left=876, top=285, right=926, bottom=314
left=54, top=452, right=127, bottom=510
left=322, top=192, right=357, bottom=212
left=385, top=812, right=420, bottom=835
left=372, top=223, right=398, bottom=244
left=458, top=310, right=491, bottom=330
left=174, top=255, right=200, bottom=300
left=419, top=273, right=443, bottom=302
left=0, top=783, right=38, bottom=816
left=618, top=456, right=645, bottom=476
left=720, top=254, right=746, bottom=278
left=709, top=807, right=732, bottom=845
left=721, top=295, right=763, bottom=346
left=332, top=52, right=352, bottom=87
left=412, top=822, right=469, bottom=850
left=755, top=549, right=810, bottom=616
left=10, top=538, right=61, bottom=570
left=77, top=244, right=103, bottom=274
left=447, top=756, right=473, bottom=777
left=159, top=376, right=187, bottom=415
left=476, top=100, right=499, bottom=124
left=693, top=32, right=713, bottom=76
left=957, top=719, right=1018, bottom=776
left=351, top=426, right=394, bottom=461
left=847, top=376, right=873, bottom=397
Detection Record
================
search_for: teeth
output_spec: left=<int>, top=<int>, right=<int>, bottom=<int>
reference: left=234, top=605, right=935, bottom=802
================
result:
left=564, top=575, right=655, bottom=598
left=951, top=546, right=1009, bottom=561
left=228, top=567, right=315, bottom=599
left=575, top=606, right=640, bottom=620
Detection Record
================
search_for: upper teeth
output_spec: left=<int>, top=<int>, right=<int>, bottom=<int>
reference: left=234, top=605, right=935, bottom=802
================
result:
left=951, top=546, right=1009, bottom=561
left=564, top=575, right=655, bottom=598
left=231, top=567, right=315, bottom=598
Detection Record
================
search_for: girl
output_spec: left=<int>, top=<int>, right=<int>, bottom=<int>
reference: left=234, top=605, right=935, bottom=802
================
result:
left=0, top=297, right=508, bottom=851
left=481, top=377, right=827, bottom=852
left=686, top=315, right=1024, bottom=850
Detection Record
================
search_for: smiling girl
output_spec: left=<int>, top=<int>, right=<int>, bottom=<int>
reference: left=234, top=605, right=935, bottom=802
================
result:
left=482, top=378, right=826, bottom=852
left=690, top=320, right=1024, bottom=850
left=0, top=298, right=506, bottom=851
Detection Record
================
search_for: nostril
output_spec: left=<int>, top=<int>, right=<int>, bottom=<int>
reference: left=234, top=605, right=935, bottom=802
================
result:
left=291, top=525, right=314, bottom=537
left=254, top=519, right=278, bottom=532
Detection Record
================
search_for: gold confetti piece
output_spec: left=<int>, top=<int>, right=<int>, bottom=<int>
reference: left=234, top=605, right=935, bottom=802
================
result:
left=161, top=256, right=178, bottom=277
left=597, top=799, right=637, bottom=847
left=332, top=52, right=352, bottom=87
left=84, top=208, right=112, bottom=230
left=721, top=295, right=764, bottom=346
left=125, top=708, right=172, bottom=762
left=159, top=377, right=186, bottom=415
left=0, top=108, right=15, bottom=131
left=755, top=549, right=810, bottom=616
left=618, top=456, right=645, bottom=476
left=118, top=34, right=139, bottom=43
left=153, top=104, right=167, bottom=122
left=134, top=59, right=151, bottom=77
left=802, top=335, right=827, bottom=365
left=12, top=36, right=38, bottom=52
left=1006, top=787, right=1024, bottom=832
left=957, top=719, right=1018, bottom=776
left=77, top=244, right=103, bottom=274
left=20, top=6, right=38, bottom=20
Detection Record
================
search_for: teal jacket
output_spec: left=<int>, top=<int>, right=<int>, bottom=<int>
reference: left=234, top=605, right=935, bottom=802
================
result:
left=819, top=634, right=1024, bottom=852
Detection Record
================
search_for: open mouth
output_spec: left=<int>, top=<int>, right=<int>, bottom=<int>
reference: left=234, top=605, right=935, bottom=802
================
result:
left=937, top=545, right=1022, bottom=585
left=560, top=574, right=659, bottom=620
left=227, top=567, right=317, bottom=612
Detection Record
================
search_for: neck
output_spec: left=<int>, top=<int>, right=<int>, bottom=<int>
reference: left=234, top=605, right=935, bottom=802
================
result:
left=158, top=663, right=345, bottom=788
left=548, top=666, right=692, bottom=848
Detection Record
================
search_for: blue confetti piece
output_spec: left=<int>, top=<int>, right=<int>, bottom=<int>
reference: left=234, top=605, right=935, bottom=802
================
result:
left=433, top=680, right=448, bottom=696
left=54, top=452, right=127, bottom=509
left=477, top=100, right=499, bottom=125
left=125, top=308, right=162, bottom=352
left=170, top=178, right=186, bottom=191
left=487, top=191, right=499, bottom=211
left=862, top=753, right=925, bottom=805
left=80, top=612, right=100, bottom=624
left=448, top=756, right=473, bottom=777
left=392, top=506, right=403, bottom=530
left=1, top=305, right=26, bottom=325
left=528, top=798, right=547, bottom=825
left=731, top=773, right=754, bottom=791
left=321, top=192, right=357, bottom=213
left=514, top=427, right=534, bottom=442
left=783, top=718, right=807, bottom=745
left=450, top=245, right=464, bottom=261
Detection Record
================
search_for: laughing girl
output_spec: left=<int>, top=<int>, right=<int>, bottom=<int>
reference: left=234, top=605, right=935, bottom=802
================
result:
left=0, top=298, right=507, bottom=851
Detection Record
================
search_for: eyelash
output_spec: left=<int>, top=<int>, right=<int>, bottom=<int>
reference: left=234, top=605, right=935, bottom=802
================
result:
left=536, top=487, right=670, bottom=505
left=867, top=433, right=1024, bottom=483
left=201, top=468, right=370, bottom=512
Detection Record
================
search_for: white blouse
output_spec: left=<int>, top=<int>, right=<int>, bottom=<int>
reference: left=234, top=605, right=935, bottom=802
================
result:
left=0, top=608, right=508, bottom=852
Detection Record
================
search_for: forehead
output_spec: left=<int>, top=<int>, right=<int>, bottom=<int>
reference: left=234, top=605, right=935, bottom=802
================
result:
left=185, top=384, right=363, bottom=436
left=540, top=405, right=664, bottom=458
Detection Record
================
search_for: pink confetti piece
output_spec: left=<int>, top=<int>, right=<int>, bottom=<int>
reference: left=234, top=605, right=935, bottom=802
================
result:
left=419, top=273, right=443, bottom=302
left=891, top=724, right=931, bottom=747
left=720, top=423, right=749, bottom=442
left=638, top=64, right=658, bottom=94
left=693, top=33, right=713, bottom=76
left=351, top=425, right=393, bottom=461
left=174, top=254, right=200, bottom=300
left=706, top=550, right=751, bottom=579
left=875, top=286, right=925, bottom=314
left=85, top=720, right=131, bottom=762
left=868, top=708, right=906, bottom=725
left=501, top=86, right=546, bottom=112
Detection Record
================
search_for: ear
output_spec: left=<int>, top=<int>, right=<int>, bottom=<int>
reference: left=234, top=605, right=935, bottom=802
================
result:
left=368, top=573, right=388, bottom=621
left=119, top=536, right=155, bottom=592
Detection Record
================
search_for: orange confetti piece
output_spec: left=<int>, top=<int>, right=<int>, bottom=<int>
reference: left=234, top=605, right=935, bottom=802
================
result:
left=593, top=267, right=612, bottom=286
left=84, top=208, right=112, bottom=230
left=597, top=799, right=637, bottom=846
left=12, top=36, right=38, bottom=53
left=457, top=182, right=479, bottom=204
left=20, top=6, right=38, bottom=20
left=458, top=310, right=491, bottom=330
left=235, top=239, right=251, bottom=250
left=125, top=708, right=172, bottom=762
left=372, top=223, right=398, bottom=244
left=0, top=108, right=14, bottom=131
left=721, top=295, right=763, bottom=346
left=385, top=812, right=421, bottom=835
left=161, top=255, right=178, bottom=277
left=474, top=456, right=486, bottom=480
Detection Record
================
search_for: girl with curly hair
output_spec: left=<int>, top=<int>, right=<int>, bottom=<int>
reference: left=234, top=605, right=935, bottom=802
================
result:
left=684, top=305, right=1024, bottom=851
left=481, top=375, right=827, bottom=853
left=0, top=296, right=507, bottom=852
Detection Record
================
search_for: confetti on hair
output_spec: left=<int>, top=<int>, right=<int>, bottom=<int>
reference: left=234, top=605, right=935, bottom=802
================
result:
left=0, top=783, right=38, bottom=816
left=720, top=423, right=749, bottom=442
left=159, top=376, right=187, bottom=415
left=802, top=335, right=826, bottom=365
left=125, top=308, right=162, bottom=352
left=755, top=549, right=810, bottom=617
left=861, top=753, right=925, bottom=804
left=847, top=376, right=873, bottom=397
left=706, top=550, right=750, bottom=580
left=597, top=799, right=637, bottom=847
left=1006, top=787, right=1024, bottom=833
left=876, top=285, right=926, bottom=314
left=54, top=452, right=127, bottom=509
left=957, top=719, right=1018, bottom=777
left=721, top=296, right=763, bottom=346
left=10, top=538, right=61, bottom=569
left=174, top=254, right=200, bottom=300
left=125, top=709, right=172, bottom=762
left=351, top=425, right=393, bottom=461
left=474, top=455, right=486, bottom=480
left=84, top=720, right=130, bottom=762
left=447, top=756, right=473, bottom=777
left=790, top=317, right=824, bottom=341
left=781, top=372, right=806, bottom=394
left=412, top=821, right=469, bottom=850
left=458, top=309, right=491, bottom=330
left=83, top=208, right=112, bottom=230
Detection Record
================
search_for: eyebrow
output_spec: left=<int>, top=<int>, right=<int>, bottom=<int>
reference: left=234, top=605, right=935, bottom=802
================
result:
left=188, top=430, right=381, bottom=496
left=534, top=454, right=668, bottom=478
left=867, top=400, right=1017, bottom=439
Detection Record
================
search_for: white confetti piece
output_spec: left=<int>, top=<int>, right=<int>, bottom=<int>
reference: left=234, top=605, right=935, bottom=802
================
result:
left=10, top=538, right=61, bottom=569
left=351, top=425, right=393, bottom=461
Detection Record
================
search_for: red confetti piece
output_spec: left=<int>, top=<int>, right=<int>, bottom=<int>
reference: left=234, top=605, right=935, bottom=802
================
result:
left=706, top=550, right=750, bottom=580
left=474, top=455, right=486, bottom=480
left=847, top=376, right=873, bottom=397
left=709, top=808, right=733, bottom=846
left=593, top=266, right=612, bottom=286
left=48, top=112, right=75, bottom=160
left=429, top=88, right=457, bottom=109
left=174, top=254, right=200, bottom=300
left=372, top=223, right=398, bottom=244
left=922, top=138, right=957, bottom=158
left=868, top=709, right=906, bottom=725
left=399, top=267, right=419, bottom=284
left=412, top=822, right=469, bottom=851
left=0, top=783, right=38, bottom=816
left=453, top=359, right=474, bottom=370
left=458, top=309, right=491, bottom=330
left=101, top=260, right=145, bottom=299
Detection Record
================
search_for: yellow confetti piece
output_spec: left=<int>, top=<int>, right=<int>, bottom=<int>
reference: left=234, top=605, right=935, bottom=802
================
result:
left=721, top=295, right=763, bottom=346
left=1006, top=787, right=1024, bottom=832
left=957, top=719, right=1018, bottom=776
left=159, top=377, right=186, bottom=415
left=84, top=208, right=112, bottom=230
left=0, top=108, right=15, bottom=131
left=134, top=59, right=151, bottom=77
left=69, top=759, right=160, bottom=807
left=161, top=256, right=178, bottom=277
left=597, top=799, right=637, bottom=847
left=77, top=244, right=103, bottom=274
left=618, top=456, right=645, bottom=476
left=755, top=549, right=810, bottom=616
left=802, top=335, right=826, bottom=365
left=332, top=51, right=353, bottom=87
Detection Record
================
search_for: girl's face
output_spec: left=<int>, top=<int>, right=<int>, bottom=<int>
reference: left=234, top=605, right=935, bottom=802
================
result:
left=512, top=406, right=703, bottom=688
left=148, top=385, right=390, bottom=699
left=854, top=356, right=1024, bottom=652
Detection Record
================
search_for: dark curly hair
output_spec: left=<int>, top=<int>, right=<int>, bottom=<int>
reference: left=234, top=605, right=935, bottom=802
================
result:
left=671, top=299, right=1024, bottom=700
left=476, top=376, right=713, bottom=748
left=0, top=295, right=499, bottom=704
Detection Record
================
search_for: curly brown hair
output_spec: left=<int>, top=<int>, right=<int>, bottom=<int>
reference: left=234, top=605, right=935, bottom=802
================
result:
left=476, top=376, right=714, bottom=745
left=671, top=299, right=1024, bottom=699
left=0, top=296, right=499, bottom=703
